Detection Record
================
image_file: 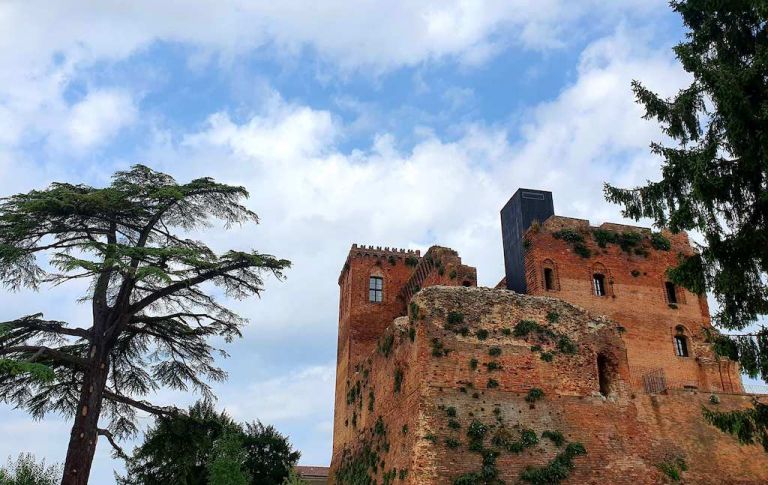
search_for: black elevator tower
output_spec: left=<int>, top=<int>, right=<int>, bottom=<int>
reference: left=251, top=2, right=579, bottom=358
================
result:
left=500, top=188, right=555, bottom=293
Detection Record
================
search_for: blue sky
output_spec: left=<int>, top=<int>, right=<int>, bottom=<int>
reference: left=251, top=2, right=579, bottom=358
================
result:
left=0, top=1, right=763, bottom=483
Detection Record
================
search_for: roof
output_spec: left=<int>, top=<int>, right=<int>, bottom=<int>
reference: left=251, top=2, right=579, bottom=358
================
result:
left=296, top=465, right=330, bottom=478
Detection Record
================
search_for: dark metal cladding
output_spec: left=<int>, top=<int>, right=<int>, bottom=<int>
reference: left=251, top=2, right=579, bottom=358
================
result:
left=500, top=188, right=554, bottom=293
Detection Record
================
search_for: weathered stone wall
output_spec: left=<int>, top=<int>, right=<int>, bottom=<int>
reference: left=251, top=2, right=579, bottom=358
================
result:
left=331, top=287, right=768, bottom=484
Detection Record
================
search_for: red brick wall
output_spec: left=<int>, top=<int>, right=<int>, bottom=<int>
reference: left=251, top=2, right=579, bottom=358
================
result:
left=332, top=245, right=477, bottom=463
left=522, top=216, right=742, bottom=394
left=331, top=286, right=768, bottom=484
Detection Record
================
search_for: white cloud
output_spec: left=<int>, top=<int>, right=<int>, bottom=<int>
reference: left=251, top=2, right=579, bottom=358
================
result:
left=221, top=364, right=335, bottom=423
left=0, top=0, right=669, bottom=155
left=66, top=90, right=137, bottom=149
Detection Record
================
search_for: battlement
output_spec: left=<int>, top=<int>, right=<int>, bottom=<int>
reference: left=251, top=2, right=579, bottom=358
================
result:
left=535, top=215, right=689, bottom=245
left=338, top=244, right=421, bottom=284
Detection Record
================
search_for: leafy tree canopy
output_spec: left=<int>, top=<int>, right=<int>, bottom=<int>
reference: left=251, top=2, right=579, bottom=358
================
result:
left=119, top=401, right=300, bottom=485
left=0, top=453, right=61, bottom=485
left=0, top=165, right=290, bottom=483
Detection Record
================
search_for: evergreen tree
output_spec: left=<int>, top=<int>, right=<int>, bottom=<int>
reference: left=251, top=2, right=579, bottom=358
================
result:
left=0, top=166, right=290, bottom=483
left=604, top=0, right=768, bottom=448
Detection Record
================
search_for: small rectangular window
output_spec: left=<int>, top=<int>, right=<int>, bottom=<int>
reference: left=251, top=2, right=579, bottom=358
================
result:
left=369, top=276, right=383, bottom=302
left=544, top=268, right=555, bottom=291
left=593, top=274, right=606, bottom=297
left=665, top=282, right=678, bottom=304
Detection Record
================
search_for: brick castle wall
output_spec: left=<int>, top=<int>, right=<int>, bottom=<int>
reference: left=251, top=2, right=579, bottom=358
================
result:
left=522, top=216, right=742, bottom=394
left=330, top=287, right=768, bottom=484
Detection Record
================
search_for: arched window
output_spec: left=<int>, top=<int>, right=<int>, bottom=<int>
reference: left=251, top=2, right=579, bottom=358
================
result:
left=665, top=282, right=678, bottom=304
left=593, top=273, right=606, bottom=297
left=673, top=326, right=689, bottom=357
left=369, top=276, right=383, bottom=302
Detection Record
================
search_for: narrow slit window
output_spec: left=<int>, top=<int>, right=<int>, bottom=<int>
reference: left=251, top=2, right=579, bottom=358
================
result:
left=597, top=354, right=612, bottom=396
left=369, top=276, right=383, bottom=302
left=544, top=268, right=555, bottom=291
left=593, top=273, right=606, bottom=297
left=674, top=335, right=688, bottom=357
left=665, top=282, right=678, bottom=304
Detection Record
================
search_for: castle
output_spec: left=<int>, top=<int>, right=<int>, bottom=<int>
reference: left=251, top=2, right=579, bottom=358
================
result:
left=330, top=189, right=768, bottom=484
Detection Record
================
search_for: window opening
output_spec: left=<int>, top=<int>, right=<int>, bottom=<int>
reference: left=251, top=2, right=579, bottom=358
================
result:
left=597, top=354, right=612, bottom=396
left=674, top=335, right=689, bottom=357
left=544, top=268, right=555, bottom=291
left=593, top=273, right=606, bottom=297
left=665, top=282, right=678, bottom=304
left=369, top=276, right=383, bottom=302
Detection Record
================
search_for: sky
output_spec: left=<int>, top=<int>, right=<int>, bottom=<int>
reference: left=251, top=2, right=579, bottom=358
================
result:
left=0, top=1, right=764, bottom=483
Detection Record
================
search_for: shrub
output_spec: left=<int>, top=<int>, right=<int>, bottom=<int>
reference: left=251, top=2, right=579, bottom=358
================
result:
left=592, top=229, right=618, bottom=248
left=447, top=419, right=461, bottom=430
left=447, top=311, right=464, bottom=326
left=514, top=320, right=555, bottom=339
left=469, top=358, right=478, bottom=370
left=525, top=388, right=545, bottom=403
left=542, top=430, right=565, bottom=447
left=556, top=336, right=578, bottom=354
left=393, top=368, right=404, bottom=393
left=378, top=333, right=395, bottom=357
left=467, top=420, right=488, bottom=441
left=446, top=406, right=457, bottom=418
left=374, top=416, right=386, bottom=436
left=431, top=338, right=447, bottom=357
left=402, top=424, right=408, bottom=435
left=487, top=378, right=499, bottom=389
left=519, top=442, right=587, bottom=484
left=540, top=352, right=554, bottom=362
left=388, top=255, right=397, bottom=266
left=546, top=311, right=559, bottom=323
left=445, top=438, right=461, bottom=449
left=651, top=232, right=671, bottom=251
left=656, top=456, right=687, bottom=482
left=449, top=269, right=458, bottom=279
left=485, top=361, right=502, bottom=372
left=488, top=346, right=502, bottom=357
left=709, top=394, right=720, bottom=405
left=501, top=327, right=512, bottom=336
left=573, top=243, right=591, bottom=258
left=409, top=302, right=419, bottom=320
left=408, top=326, right=416, bottom=342
left=424, top=433, right=437, bottom=443
left=631, top=269, right=641, bottom=277
left=530, top=345, right=542, bottom=352
left=520, top=429, right=539, bottom=447
left=405, top=255, right=419, bottom=267
left=552, top=229, right=584, bottom=243
left=476, top=329, right=489, bottom=340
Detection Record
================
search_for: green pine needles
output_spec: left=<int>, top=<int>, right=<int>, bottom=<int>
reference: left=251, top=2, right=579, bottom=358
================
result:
left=0, top=165, right=290, bottom=482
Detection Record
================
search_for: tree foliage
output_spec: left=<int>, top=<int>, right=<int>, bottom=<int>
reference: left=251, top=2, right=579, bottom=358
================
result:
left=604, top=0, right=768, bottom=450
left=119, top=401, right=300, bottom=485
left=604, top=0, right=768, bottom=373
left=0, top=165, right=290, bottom=483
left=0, top=453, right=61, bottom=485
